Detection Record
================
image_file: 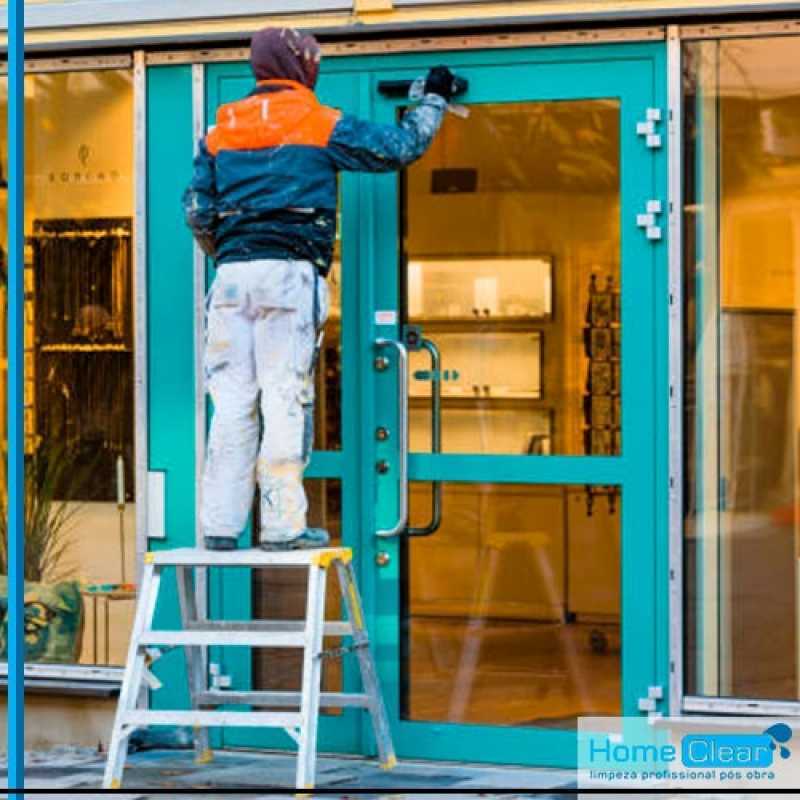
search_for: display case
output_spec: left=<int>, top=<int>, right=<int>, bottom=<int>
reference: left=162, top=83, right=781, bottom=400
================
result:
left=406, top=256, right=553, bottom=455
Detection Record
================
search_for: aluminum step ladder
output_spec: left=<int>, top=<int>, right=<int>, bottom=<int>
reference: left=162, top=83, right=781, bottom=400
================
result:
left=103, top=546, right=396, bottom=790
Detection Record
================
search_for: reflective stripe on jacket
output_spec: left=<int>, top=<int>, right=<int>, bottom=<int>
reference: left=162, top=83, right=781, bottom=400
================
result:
left=183, top=79, right=447, bottom=275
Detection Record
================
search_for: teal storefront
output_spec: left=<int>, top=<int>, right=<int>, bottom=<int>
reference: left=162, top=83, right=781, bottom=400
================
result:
left=146, top=39, right=671, bottom=767
left=11, top=0, right=800, bottom=765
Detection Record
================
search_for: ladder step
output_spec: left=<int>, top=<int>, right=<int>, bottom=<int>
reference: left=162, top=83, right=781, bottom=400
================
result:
left=184, top=620, right=353, bottom=637
left=122, top=710, right=302, bottom=729
left=197, top=690, right=371, bottom=708
left=139, top=630, right=306, bottom=647
left=148, top=546, right=351, bottom=567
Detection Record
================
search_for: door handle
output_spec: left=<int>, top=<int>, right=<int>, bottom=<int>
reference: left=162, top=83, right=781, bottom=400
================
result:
left=375, top=338, right=409, bottom=538
left=407, top=337, right=442, bottom=537
left=377, top=76, right=469, bottom=98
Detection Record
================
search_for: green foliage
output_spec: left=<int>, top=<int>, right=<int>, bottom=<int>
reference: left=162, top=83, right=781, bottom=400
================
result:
left=0, top=444, right=92, bottom=583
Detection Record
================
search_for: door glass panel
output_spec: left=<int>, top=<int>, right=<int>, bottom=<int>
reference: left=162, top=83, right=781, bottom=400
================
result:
left=402, top=482, right=621, bottom=727
left=402, top=101, right=621, bottom=455
left=684, top=37, right=800, bottom=700
left=252, top=479, right=342, bottom=708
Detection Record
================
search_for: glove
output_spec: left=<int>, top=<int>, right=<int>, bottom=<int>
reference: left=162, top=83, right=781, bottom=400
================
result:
left=424, top=66, right=457, bottom=103
left=193, top=228, right=217, bottom=258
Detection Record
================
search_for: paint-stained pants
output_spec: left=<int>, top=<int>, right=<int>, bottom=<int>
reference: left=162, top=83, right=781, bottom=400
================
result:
left=200, top=259, right=328, bottom=544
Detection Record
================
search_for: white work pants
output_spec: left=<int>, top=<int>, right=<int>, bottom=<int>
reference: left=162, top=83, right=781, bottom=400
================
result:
left=200, top=259, right=328, bottom=544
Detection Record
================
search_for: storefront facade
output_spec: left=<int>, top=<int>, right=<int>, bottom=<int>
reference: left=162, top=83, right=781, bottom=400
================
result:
left=2, top=0, right=800, bottom=768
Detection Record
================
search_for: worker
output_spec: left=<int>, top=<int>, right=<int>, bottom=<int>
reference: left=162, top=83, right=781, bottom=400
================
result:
left=184, top=27, right=456, bottom=551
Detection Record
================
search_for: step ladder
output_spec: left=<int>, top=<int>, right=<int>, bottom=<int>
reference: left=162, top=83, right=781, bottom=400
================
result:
left=103, top=546, right=396, bottom=790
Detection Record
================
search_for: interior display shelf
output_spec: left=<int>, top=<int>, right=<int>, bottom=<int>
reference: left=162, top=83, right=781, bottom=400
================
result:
left=409, top=394, right=546, bottom=407
left=407, top=316, right=548, bottom=332
left=39, top=343, right=132, bottom=353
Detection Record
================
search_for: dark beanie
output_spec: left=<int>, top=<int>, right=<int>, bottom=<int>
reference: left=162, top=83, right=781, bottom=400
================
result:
left=250, top=27, right=321, bottom=89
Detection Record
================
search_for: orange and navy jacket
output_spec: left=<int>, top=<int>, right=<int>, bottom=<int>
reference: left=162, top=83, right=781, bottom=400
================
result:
left=183, top=79, right=446, bottom=275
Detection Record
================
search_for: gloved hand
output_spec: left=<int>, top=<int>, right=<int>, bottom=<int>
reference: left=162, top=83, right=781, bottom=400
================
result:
left=424, top=66, right=458, bottom=102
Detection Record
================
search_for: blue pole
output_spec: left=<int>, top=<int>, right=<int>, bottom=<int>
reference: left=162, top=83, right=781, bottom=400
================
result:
left=7, top=0, right=25, bottom=794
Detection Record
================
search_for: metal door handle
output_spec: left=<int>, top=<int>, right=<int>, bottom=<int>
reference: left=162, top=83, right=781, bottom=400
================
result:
left=375, top=338, right=409, bottom=538
left=407, top=337, right=442, bottom=537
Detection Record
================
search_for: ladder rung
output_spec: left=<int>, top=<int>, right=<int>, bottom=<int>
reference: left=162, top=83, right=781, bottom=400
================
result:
left=184, top=620, right=353, bottom=637
left=139, top=630, right=305, bottom=647
left=198, top=690, right=371, bottom=708
left=122, top=710, right=302, bottom=728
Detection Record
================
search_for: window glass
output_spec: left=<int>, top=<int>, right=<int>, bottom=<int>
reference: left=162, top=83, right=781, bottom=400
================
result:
left=403, top=483, right=621, bottom=727
left=684, top=38, right=800, bottom=699
left=403, top=101, right=621, bottom=456
left=0, top=70, right=135, bottom=666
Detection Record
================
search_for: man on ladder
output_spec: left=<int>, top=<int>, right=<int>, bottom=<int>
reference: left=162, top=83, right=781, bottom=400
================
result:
left=184, top=26, right=456, bottom=551
left=102, top=27, right=457, bottom=792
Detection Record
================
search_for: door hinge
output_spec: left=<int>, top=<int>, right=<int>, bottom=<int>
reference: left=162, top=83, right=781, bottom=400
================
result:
left=638, top=685, right=664, bottom=719
left=636, top=108, right=663, bottom=149
left=636, top=199, right=663, bottom=241
left=209, top=661, right=232, bottom=690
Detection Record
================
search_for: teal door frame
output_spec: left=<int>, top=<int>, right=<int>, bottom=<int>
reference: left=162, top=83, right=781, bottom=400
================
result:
left=146, top=40, right=670, bottom=768
left=362, top=42, right=670, bottom=768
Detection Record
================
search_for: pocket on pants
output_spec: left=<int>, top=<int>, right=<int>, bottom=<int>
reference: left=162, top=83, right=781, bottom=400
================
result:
left=205, top=280, right=241, bottom=378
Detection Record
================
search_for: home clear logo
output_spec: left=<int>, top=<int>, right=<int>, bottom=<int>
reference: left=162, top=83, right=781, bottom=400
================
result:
left=578, top=717, right=800, bottom=790
left=682, top=724, right=792, bottom=768
left=681, top=723, right=792, bottom=769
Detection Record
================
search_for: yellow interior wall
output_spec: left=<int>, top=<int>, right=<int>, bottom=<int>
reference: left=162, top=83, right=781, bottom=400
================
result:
left=0, top=70, right=134, bottom=668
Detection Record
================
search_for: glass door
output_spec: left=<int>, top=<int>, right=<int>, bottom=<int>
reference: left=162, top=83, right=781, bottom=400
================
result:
left=365, top=44, right=667, bottom=766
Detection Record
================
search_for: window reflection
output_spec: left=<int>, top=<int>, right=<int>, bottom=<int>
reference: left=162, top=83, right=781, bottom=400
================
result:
left=402, top=101, right=621, bottom=456
left=403, top=483, right=621, bottom=727
left=684, top=38, right=800, bottom=700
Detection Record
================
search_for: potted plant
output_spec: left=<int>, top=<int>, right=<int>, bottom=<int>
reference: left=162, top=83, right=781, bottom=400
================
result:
left=0, top=443, right=88, bottom=663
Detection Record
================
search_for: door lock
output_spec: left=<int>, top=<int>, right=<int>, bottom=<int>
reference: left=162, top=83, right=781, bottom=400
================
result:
left=375, top=427, right=390, bottom=442
left=376, top=460, right=390, bottom=474
left=375, top=551, right=391, bottom=568
left=374, top=356, right=389, bottom=372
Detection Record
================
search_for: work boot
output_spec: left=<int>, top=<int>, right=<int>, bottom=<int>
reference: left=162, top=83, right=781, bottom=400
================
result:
left=204, top=536, right=237, bottom=551
left=259, top=528, right=330, bottom=552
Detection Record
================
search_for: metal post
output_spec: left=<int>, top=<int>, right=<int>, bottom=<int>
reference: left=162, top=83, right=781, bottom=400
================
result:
left=7, top=0, right=25, bottom=793
left=666, top=24, right=685, bottom=718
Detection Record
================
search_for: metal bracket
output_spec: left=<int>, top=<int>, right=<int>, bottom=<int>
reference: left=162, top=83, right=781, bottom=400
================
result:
left=209, top=661, right=232, bottom=690
left=638, top=685, right=664, bottom=720
left=636, top=107, right=663, bottom=149
left=636, top=198, right=663, bottom=241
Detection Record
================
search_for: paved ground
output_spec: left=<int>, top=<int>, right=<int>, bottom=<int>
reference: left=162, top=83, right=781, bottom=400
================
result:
left=5, top=748, right=798, bottom=798
left=3, top=747, right=576, bottom=798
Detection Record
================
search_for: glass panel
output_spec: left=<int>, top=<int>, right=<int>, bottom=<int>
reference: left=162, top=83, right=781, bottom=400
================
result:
left=0, top=71, right=135, bottom=666
left=252, top=479, right=342, bottom=706
left=402, top=483, right=621, bottom=727
left=402, top=101, right=621, bottom=456
left=684, top=38, right=800, bottom=700
left=314, top=199, right=342, bottom=450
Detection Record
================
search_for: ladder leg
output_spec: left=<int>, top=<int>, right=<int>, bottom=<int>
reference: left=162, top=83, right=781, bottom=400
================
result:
left=103, top=562, right=160, bottom=789
left=336, top=559, right=396, bottom=770
left=295, top=562, right=327, bottom=790
left=176, top=565, right=212, bottom=764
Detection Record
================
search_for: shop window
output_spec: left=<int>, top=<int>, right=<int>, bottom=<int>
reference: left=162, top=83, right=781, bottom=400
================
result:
left=0, top=69, right=135, bottom=668
left=684, top=38, right=800, bottom=701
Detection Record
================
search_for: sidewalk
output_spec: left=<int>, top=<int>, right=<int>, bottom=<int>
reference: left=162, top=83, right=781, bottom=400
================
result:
left=4, top=747, right=576, bottom=799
